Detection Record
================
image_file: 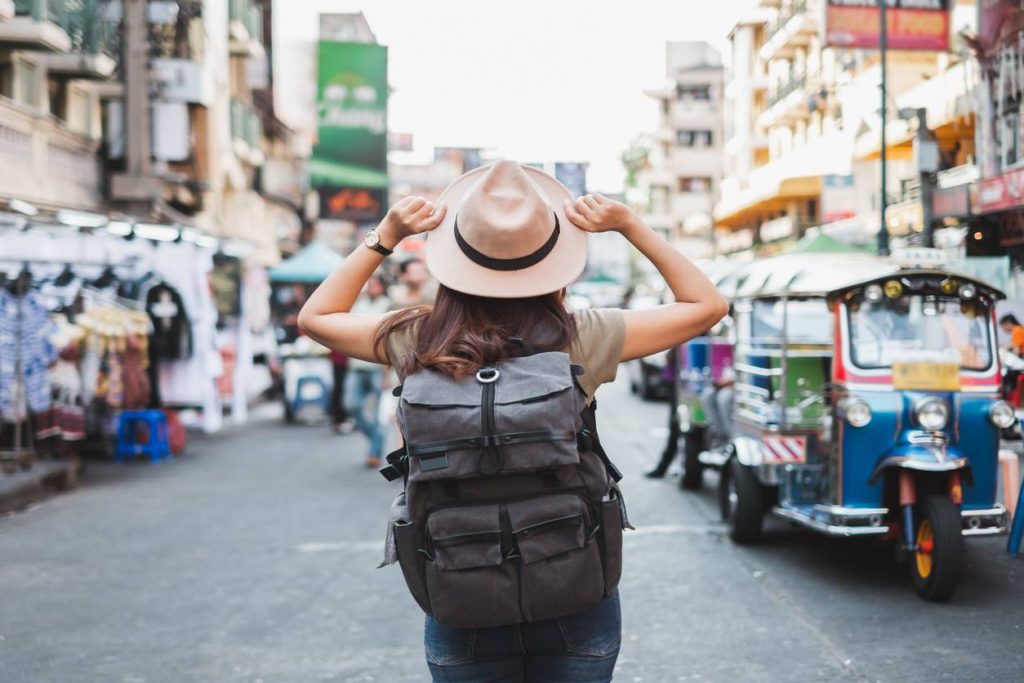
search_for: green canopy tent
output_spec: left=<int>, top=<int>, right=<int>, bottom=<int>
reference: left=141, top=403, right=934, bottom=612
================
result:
left=268, top=242, right=343, bottom=284
left=783, top=232, right=873, bottom=255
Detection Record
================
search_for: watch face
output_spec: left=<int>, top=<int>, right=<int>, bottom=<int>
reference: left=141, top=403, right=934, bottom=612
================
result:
left=365, top=231, right=380, bottom=248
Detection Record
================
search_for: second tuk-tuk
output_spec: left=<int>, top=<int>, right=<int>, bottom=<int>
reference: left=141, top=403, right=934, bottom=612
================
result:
left=717, top=253, right=1011, bottom=601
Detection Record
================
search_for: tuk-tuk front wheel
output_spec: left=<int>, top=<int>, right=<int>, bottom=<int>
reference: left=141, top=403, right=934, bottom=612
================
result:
left=724, top=459, right=764, bottom=544
left=680, top=428, right=705, bottom=491
left=910, top=495, right=963, bottom=602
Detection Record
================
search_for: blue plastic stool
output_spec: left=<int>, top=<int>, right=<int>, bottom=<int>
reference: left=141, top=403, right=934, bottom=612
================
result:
left=291, top=376, right=330, bottom=415
left=115, top=410, right=171, bottom=463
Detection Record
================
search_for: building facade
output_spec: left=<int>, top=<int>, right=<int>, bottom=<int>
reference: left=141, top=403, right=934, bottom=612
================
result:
left=637, top=41, right=723, bottom=255
left=716, top=0, right=978, bottom=257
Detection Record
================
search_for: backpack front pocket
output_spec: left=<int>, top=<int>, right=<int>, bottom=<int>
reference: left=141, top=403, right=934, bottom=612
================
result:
left=424, top=504, right=521, bottom=628
left=508, top=494, right=605, bottom=621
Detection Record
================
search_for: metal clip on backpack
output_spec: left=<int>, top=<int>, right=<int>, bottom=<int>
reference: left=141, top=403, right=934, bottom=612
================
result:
left=380, top=350, right=629, bottom=629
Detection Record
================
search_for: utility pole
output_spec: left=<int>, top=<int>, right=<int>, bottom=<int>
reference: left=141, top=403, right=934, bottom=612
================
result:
left=914, top=108, right=939, bottom=248
left=877, top=0, right=890, bottom=256
left=110, top=0, right=153, bottom=209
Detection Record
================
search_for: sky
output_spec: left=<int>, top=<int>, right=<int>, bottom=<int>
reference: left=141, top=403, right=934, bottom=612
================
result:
left=274, top=1, right=757, bottom=192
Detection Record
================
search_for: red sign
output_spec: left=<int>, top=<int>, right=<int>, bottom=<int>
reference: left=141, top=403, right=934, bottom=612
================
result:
left=931, top=184, right=970, bottom=218
left=971, top=167, right=1024, bottom=214
left=825, top=1, right=950, bottom=52
left=319, top=186, right=386, bottom=221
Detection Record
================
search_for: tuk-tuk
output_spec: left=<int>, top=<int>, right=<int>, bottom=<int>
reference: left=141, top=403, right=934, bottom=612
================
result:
left=670, top=316, right=734, bottom=489
left=719, top=254, right=1012, bottom=601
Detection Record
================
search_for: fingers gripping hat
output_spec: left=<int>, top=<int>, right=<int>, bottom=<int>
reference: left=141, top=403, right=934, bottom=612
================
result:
left=425, top=160, right=587, bottom=298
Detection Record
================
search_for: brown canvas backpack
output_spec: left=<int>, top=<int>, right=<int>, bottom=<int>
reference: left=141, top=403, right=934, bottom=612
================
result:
left=380, top=350, right=630, bottom=629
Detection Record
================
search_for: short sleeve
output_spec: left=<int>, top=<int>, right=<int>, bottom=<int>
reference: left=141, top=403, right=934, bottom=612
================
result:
left=383, top=321, right=417, bottom=373
left=569, top=308, right=626, bottom=401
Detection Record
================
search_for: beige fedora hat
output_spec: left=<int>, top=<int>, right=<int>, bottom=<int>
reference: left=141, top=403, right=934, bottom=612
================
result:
left=425, top=160, right=587, bottom=298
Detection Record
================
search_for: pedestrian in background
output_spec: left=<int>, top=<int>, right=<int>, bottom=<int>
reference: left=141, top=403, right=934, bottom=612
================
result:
left=345, top=275, right=390, bottom=467
left=1000, top=314, right=1024, bottom=355
left=298, top=161, right=726, bottom=681
left=328, top=350, right=352, bottom=434
left=390, top=257, right=434, bottom=307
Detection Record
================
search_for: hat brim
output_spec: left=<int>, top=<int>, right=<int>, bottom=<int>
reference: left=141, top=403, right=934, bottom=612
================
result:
left=424, top=164, right=587, bottom=299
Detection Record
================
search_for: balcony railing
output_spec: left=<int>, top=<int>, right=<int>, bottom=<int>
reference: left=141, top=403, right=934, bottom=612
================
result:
left=231, top=98, right=263, bottom=149
left=230, top=0, right=263, bottom=44
left=764, top=0, right=808, bottom=43
left=767, top=70, right=806, bottom=109
left=15, top=0, right=117, bottom=56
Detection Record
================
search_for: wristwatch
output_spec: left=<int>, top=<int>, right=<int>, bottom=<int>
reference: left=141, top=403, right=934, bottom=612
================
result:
left=364, top=229, right=395, bottom=256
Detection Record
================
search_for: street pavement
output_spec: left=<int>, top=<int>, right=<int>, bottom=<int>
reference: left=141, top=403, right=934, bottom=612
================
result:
left=1, top=372, right=1023, bottom=683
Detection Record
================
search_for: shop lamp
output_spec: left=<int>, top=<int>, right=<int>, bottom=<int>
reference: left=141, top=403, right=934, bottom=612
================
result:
left=57, top=210, right=107, bottom=229
left=958, top=283, right=976, bottom=300
left=940, top=278, right=958, bottom=295
left=134, top=223, right=180, bottom=242
left=864, top=284, right=883, bottom=302
left=106, top=221, right=133, bottom=236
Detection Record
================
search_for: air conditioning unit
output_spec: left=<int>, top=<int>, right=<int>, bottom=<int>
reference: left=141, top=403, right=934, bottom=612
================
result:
left=151, top=58, right=212, bottom=106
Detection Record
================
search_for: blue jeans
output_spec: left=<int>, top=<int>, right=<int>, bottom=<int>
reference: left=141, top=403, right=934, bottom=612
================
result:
left=344, top=367, right=384, bottom=457
left=424, top=590, right=621, bottom=682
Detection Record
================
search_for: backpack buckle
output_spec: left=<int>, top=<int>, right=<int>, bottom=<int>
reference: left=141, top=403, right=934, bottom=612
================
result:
left=476, top=367, right=500, bottom=383
left=577, top=429, right=593, bottom=452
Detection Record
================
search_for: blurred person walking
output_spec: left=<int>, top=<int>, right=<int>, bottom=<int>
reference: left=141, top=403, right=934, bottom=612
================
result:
left=391, top=257, right=434, bottom=307
left=345, top=275, right=390, bottom=466
left=298, top=161, right=726, bottom=682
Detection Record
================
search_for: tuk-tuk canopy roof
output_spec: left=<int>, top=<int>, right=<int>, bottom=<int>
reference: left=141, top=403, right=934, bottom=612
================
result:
left=722, top=253, right=897, bottom=299
left=268, top=242, right=343, bottom=284
left=826, top=268, right=1007, bottom=301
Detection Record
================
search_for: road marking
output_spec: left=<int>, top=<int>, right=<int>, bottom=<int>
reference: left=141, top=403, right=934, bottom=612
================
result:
left=627, top=523, right=723, bottom=537
left=295, top=541, right=380, bottom=553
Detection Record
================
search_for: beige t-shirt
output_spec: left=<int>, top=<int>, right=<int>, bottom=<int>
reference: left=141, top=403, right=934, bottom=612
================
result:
left=383, top=307, right=625, bottom=402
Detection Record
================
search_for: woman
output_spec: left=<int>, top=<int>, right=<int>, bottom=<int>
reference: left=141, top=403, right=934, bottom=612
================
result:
left=299, top=161, right=726, bottom=681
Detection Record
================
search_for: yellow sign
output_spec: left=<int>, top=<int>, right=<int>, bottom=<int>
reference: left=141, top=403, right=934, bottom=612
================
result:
left=892, top=362, right=961, bottom=392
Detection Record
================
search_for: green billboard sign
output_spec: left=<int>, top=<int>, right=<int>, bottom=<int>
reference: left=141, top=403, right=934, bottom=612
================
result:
left=311, top=41, right=388, bottom=222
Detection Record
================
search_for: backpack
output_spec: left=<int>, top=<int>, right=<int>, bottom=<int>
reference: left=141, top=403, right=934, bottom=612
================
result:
left=380, top=349, right=631, bottom=629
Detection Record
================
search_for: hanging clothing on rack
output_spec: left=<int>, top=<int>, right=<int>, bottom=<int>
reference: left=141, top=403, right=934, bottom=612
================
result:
left=0, top=288, right=56, bottom=421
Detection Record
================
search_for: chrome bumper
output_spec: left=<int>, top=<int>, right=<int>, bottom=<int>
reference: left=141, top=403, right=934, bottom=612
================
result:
left=773, top=504, right=891, bottom=537
left=961, top=506, right=1009, bottom=536
left=773, top=504, right=1009, bottom=538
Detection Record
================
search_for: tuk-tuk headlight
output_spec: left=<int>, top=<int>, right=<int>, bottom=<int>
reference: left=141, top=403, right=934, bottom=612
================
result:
left=839, top=397, right=872, bottom=428
left=915, top=397, right=949, bottom=431
left=990, top=400, right=1017, bottom=429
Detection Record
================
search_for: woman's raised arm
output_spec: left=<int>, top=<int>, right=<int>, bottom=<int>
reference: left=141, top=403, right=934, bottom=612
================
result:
left=297, top=197, right=446, bottom=362
left=563, top=194, right=728, bottom=362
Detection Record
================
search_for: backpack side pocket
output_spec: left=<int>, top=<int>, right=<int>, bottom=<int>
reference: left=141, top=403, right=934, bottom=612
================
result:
left=394, top=520, right=431, bottom=615
left=599, top=496, right=624, bottom=596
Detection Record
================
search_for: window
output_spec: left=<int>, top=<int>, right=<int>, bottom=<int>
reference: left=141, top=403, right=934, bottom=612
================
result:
left=677, top=85, right=711, bottom=101
left=676, top=129, right=713, bottom=147
left=678, top=177, right=711, bottom=193
left=1002, top=109, right=1020, bottom=169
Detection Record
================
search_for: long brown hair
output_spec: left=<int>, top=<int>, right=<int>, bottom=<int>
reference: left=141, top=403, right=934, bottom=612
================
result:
left=374, top=284, right=577, bottom=380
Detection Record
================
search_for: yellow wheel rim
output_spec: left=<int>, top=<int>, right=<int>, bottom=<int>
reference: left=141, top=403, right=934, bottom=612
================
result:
left=916, top=519, right=934, bottom=579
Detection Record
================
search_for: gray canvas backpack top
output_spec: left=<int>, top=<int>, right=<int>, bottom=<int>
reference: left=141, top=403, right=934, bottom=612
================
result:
left=380, top=349, right=630, bottom=629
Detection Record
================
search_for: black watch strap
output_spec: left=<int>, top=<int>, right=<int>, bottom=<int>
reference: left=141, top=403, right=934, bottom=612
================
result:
left=368, top=241, right=394, bottom=256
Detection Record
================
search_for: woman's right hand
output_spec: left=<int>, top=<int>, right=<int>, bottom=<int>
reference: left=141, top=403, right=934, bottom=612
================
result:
left=563, top=194, right=639, bottom=236
left=380, top=196, right=447, bottom=245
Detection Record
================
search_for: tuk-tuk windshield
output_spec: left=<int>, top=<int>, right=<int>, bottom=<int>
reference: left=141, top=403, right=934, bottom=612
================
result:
left=848, top=296, right=992, bottom=370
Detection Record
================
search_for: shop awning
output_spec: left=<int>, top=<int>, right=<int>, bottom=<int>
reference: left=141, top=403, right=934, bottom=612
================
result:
left=268, top=241, right=343, bottom=284
left=714, top=176, right=822, bottom=229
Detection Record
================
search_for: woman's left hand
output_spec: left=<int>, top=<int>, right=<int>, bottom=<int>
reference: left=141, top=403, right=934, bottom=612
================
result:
left=563, top=194, right=638, bottom=235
